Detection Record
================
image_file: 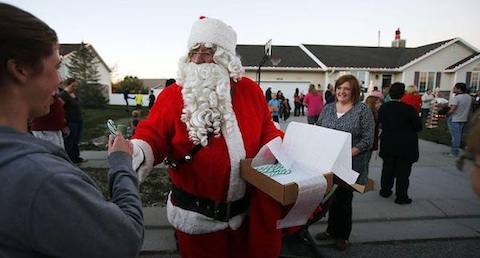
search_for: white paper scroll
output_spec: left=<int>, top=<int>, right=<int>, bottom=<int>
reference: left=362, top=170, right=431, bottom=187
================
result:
left=251, top=122, right=359, bottom=228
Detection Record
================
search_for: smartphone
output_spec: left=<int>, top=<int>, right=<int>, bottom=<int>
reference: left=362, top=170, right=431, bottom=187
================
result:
left=106, top=119, right=117, bottom=139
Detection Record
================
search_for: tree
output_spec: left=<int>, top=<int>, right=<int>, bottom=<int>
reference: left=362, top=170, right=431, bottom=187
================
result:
left=118, top=76, right=147, bottom=94
left=67, top=42, right=107, bottom=108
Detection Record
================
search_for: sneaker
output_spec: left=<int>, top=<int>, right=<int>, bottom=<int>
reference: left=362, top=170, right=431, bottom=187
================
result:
left=394, top=198, right=412, bottom=205
left=334, top=239, right=349, bottom=251
left=315, top=232, right=332, bottom=241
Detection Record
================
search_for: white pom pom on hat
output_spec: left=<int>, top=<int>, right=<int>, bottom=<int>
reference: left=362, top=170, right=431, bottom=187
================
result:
left=187, top=16, right=237, bottom=55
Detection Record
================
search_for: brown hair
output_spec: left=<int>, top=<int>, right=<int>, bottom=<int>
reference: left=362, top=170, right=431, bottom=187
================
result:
left=335, top=74, right=361, bottom=103
left=308, top=84, right=318, bottom=95
left=365, top=95, right=379, bottom=110
left=0, top=3, right=58, bottom=85
left=64, top=78, right=76, bottom=86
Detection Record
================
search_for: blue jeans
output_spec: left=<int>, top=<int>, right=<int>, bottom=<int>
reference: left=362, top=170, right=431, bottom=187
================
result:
left=447, top=117, right=465, bottom=156
left=64, top=120, right=83, bottom=162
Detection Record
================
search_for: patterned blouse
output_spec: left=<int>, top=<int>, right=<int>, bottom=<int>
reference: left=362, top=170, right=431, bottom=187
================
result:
left=316, top=102, right=374, bottom=184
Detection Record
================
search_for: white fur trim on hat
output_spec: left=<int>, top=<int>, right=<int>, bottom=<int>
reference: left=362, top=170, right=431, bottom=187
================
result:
left=187, top=17, right=237, bottom=54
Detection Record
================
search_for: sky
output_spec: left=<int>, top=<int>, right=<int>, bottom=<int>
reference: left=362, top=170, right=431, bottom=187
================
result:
left=5, top=0, right=480, bottom=81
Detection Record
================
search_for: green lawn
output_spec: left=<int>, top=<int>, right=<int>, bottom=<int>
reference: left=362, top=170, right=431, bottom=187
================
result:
left=84, top=167, right=171, bottom=207
left=418, top=118, right=473, bottom=148
left=81, top=105, right=149, bottom=149
left=418, top=119, right=452, bottom=146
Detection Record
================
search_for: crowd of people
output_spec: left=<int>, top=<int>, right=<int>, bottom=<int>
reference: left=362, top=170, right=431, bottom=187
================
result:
left=264, top=77, right=477, bottom=250
left=2, top=3, right=480, bottom=258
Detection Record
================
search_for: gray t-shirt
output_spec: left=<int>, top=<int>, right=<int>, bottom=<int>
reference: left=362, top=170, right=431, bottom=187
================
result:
left=450, top=93, right=473, bottom=122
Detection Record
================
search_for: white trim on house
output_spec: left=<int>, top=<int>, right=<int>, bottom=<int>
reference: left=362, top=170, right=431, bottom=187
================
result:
left=244, top=66, right=324, bottom=72
left=444, top=54, right=480, bottom=72
left=399, top=38, right=459, bottom=71
left=457, top=38, right=480, bottom=53
left=299, top=44, right=328, bottom=70
left=327, top=67, right=400, bottom=72
left=61, top=43, right=112, bottom=73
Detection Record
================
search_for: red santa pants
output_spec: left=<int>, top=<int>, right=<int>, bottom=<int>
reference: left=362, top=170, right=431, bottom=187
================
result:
left=175, top=189, right=283, bottom=258
left=175, top=223, right=247, bottom=258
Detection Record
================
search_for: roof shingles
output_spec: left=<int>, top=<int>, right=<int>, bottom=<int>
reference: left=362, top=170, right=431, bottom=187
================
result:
left=303, top=39, right=453, bottom=69
left=236, top=45, right=320, bottom=68
left=236, top=39, right=454, bottom=70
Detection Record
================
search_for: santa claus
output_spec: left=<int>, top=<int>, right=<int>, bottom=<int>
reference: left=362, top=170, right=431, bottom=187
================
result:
left=131, top=17, right=284, bottom=258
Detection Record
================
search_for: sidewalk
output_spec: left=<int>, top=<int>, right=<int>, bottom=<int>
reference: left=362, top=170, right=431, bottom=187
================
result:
left=80, top=115, right=480, bottom=256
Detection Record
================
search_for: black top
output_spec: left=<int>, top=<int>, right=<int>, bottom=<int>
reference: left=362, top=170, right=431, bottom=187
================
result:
left=149, top=94, right=156, bottom=106
left=324, top=91, right=335, bottom=104
left=59, top=90, right=83, bottom=122
left=378, top=100, right=422, bottom=163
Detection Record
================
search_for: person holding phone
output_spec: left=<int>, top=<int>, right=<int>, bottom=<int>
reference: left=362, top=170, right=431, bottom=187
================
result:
left=0, top=4, right=143, bottom=257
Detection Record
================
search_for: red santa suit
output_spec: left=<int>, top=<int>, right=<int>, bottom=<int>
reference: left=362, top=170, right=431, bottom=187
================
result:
left=132, top=76, right=284, bottom=258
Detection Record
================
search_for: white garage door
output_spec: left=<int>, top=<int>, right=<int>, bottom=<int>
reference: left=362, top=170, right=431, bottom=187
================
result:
left=259, top=81, right=311, bottom=101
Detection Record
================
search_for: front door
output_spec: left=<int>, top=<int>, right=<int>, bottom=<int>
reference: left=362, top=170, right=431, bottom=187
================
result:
left=382, top=74, right=392, bottom=90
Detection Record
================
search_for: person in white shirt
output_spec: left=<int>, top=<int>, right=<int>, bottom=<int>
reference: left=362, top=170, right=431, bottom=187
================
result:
left=421, top=89, right=434, bottom=119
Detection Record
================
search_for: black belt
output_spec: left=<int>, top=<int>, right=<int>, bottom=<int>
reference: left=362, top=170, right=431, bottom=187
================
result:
left=170, top=185, right=249, bottom=222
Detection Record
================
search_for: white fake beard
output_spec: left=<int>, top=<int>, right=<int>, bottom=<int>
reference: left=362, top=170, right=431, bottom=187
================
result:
left=178, top=62, right=234, bottom=146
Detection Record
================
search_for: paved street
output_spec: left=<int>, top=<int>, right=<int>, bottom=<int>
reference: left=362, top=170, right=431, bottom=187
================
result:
left=81, top=115, right=480, bottom=257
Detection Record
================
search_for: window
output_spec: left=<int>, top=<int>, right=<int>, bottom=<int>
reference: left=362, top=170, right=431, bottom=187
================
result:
left=470, top=72, right=479, bottom=93
left=417, top=72, right=437, bottom=92
left=338, top=70, right=367, bottom=88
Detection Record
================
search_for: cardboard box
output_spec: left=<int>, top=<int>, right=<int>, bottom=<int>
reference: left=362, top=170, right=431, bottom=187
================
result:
left=240, top=159, right=374, bottom=205
left=352, top=179, right=375, bottom=193
left=240, top=159, right=332, bottom=205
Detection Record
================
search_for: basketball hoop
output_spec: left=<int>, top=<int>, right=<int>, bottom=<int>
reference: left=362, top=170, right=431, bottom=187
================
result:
left=264, top=39, right=272, bottom=58
left=270, top=55, right=282, bottom=66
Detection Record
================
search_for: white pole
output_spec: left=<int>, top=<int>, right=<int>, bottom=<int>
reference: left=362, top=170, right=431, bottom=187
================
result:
left=378, top=30, right=381, bottom=47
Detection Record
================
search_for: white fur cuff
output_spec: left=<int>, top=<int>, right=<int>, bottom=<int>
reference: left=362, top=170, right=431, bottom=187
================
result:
left=131, top=139, right=155, bottom=182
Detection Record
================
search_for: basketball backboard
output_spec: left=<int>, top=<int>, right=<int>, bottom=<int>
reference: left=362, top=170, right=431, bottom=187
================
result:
left=265, top=39, right=272, bottom=58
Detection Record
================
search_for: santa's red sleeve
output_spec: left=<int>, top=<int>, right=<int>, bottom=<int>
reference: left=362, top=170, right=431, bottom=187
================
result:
left=132, top=85, right=182, bottom=166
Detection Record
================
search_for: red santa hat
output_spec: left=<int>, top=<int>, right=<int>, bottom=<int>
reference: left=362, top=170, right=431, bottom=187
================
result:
left=187, top=16, right=237, bottom=55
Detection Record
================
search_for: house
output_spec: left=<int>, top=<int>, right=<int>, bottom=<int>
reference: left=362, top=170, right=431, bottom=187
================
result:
left=140, top=78, right=167, bottom=90
left=109, top=78, right=170, bottom=106
left=237, top=30, right=480, bottom=101
left=58, top=43, right=112, bottom=99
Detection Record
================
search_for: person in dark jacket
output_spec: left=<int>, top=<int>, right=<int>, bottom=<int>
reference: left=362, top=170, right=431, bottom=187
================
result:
left=0, top=4, right=144, bottom=257
left=324, top=83, right=335, bottom=104
left=265, top=87, right=272, bottom=103
left=378, top=82, right=422, bottom=204
left=59, top=78, right=85, bottom=163
left=148, top=89, right=156, bottom=110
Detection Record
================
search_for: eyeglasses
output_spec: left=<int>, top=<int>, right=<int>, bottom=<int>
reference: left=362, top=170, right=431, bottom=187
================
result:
left=456, top=153, right=480, bottom=172
left=190, top=51, right=214, bottom=58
